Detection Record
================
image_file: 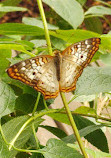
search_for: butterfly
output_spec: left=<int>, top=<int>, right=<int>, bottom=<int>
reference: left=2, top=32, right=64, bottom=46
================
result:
left=7, top=38, right=101, bottom=99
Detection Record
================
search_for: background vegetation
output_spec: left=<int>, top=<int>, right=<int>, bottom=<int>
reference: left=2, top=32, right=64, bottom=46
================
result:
left=0, top=0, right=111, bottom=157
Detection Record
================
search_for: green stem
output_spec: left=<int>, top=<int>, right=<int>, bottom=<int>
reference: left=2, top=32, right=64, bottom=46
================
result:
left=0, top=121, right=9, bottom=145
left=37, top=0, right=53, bottom=56
left=60, top=92, right=88, bottom=158
left=32, top=123, right=40, bottom=149
left=9, top=109, right=58, bottom=150
left=32, top=92, right=41, bottom=116
left=68, top=95, right=78, bottom=104
left=61, top=111, right=111, bottom=122
left=43, top=98, right=49, bottom=110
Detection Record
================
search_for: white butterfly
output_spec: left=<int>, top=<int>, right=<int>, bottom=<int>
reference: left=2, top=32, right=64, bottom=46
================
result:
left=7, top=38, right=100, bottom=99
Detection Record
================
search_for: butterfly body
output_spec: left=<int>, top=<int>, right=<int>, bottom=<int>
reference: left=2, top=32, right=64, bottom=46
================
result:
left=7, top=38, right=101, bottom=99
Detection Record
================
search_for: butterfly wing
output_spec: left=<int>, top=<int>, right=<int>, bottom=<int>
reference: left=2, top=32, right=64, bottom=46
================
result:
left=7, top=55, right=59, bottom=99
left=60, top=38, right=101, bottom=92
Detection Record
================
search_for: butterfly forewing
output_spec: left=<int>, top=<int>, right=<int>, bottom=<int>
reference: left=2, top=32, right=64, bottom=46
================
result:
left=60, top=38, right=101, bottom=92
left=7, top=55, right=59, bottom=99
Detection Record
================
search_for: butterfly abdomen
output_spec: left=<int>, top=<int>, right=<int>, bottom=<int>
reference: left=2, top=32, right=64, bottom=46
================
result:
left=54, top=52, right=62, bottom=81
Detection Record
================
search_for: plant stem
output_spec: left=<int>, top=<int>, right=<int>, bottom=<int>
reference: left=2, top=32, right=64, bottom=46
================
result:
left=32, top=123, right=40, bottom=149
left=43, top=98, right=49, bottom=110
left=9, top=109, right=58, bottom=150
left=37, top=0, right=53, bottom=56
left=61, top=111, right=111, bottom=122
left=60, top=92, right=88, bottom=158
left=32, top=92, right=41, bottom=116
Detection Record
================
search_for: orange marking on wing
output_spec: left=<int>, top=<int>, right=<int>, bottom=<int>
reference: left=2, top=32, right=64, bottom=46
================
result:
left=16, top=73, right=20, bottom=76
left=14, top=68, right=18, bottom=72
left=13, top=76, right=17, bottom=79
left=92, top=42, right=95, bottom=45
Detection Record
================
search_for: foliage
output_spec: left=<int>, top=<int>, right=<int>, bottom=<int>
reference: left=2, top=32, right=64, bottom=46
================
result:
left=0, top=0, right=111, bottom=158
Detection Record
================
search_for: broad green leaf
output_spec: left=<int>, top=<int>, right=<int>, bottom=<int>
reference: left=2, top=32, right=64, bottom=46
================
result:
left=73, top=115, right=108, bottom=152
left=73, top=94, right=95, bottom=102
left=75, top=66, right=111, bottom=95
left=43, top=0, right=84, bottom=29
left=0, top=49, right=11, bottom=77
left=0, top=44, right=33, bottom=55
left=51, top=36, right=66, bottom=50
left=74, top=106, right=95, bottom=115
left=100, top=36, right=111, bottom=53
left=0, top=0, right=22, bottom=18
left=2, top=115, right=43, bottom=158
left=0, top=134, right=10, bottom=158
left=40, top=125, right=67, bottom=139
left=84, top=17, right=103, bottom=34
left=85, top=148, right=111, bottom=158
left=0, top=6, right=27, bottom=12
left=50, top=29, right=111, bottom=53
left=50, top=29, right=100, bottom=44
left=30, top=39, right=46, bottom=48
left=100, top=53, right=111, bottom=66
left=0, top=23, right=44, bottom=36
left=48, top=113, right=70, bottom=125
left=22, top=17, right=59, bottom=30
left=62, top=125, right=103, bottom=143
left=69, top=144, right=111, bottom=158
left=76, top=0, right=87, bottom=6
left=48, top=112, right=108, bottom=152
left=40, top=138, right=83, bottom=158
left=0, top=81, right=16, bottom=118
left=15, top=94, right=36, bottom=114
left=85, top=6, right=111, bottom=16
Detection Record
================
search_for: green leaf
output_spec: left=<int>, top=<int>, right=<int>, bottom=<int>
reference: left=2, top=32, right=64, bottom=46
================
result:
left=50, top=29, right=100, bottom=44
left=48, top=113, right=70, bottom=125
left=0, top=44, right=32, bottom=55
left=100, top=53, right=111, bottom=66
left=62, top=125, right=103, bottom=143
left=0, top=6, right=27, bottom=12
left=39, top=138, right=83, bottom=158
left=0, top=81, right=16, bottom=118
left=73, top=115, right=108, bottom=152
left=74, top=95, right=95, bottom=102
left=43, top=0, right=84, bottom=29
left=0, top=23, right=44, bottom=36
left=15, top=94, right=36, bottom=114
left=76, top=0, right=86, bottom=6
left=50, top=29, right=111, bottom=53
left=30, top=39, right=46, bottom=48
left=85, top=6, right=111, bottom=16
left=0, top=49, right=11, bottom=77
left=74, top=106, right=95, bottom=115
left=100, top=36, right=111, bottom=53
left=2, top=115, right=43, bottom=157
left=75, top=66, right=111, bottom=95
left=84, top=17, right=103, bottom=34
left=22, top=17, right=59, bottom=30
left=68, top=144, right=111, bottom=158
left=51, top=36, right=66, bottom=50
left=48, top=112, right=108, bottom=152
left=0, top=0, right=22, bottom=18
left=0, top=134, right=10, bottom=158
left=85, top=148, right=111, bottom=158
left=40, top=125, right=67, bottom=139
